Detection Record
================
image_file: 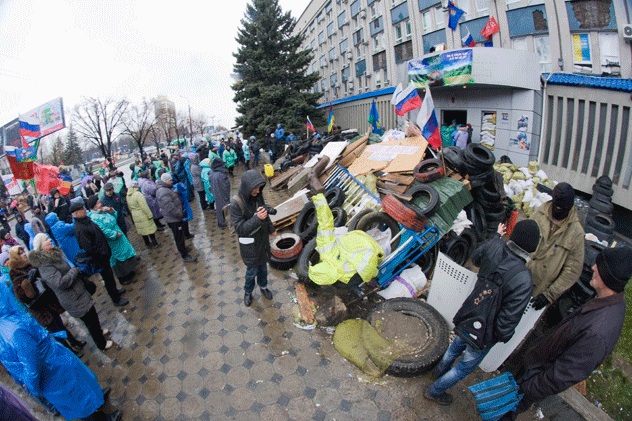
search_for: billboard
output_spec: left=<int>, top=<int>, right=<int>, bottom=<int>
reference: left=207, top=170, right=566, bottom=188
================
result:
left=19, top=97, right=65, bottom=143
left=408, top=49, right=474, bottom=88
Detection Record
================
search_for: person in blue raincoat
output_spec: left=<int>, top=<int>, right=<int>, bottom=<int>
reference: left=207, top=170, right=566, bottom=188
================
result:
left=23, top=222, right=36, bottom=250
left=183, top=154, right=195, bottom=201
left=243, top=141, right=251, bottom=170
left=274, top=123, right=285, bottom=142
left=175, top=178, right=194, bottom=222
left=199, top=158, right=215, bottom=210
left=0, top=278, right=120, bottom=420
left=45, top=213, right=82, bottom=264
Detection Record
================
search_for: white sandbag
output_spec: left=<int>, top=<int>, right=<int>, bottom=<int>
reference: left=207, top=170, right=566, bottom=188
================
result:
left=449, top=210, right=473, bottom=236
left=535, top=191, right=552, bottom=204
left=522, top=189, right=534, bottom=203
left=504, top=184, right=515, bottom=197
left=509, top=179, right=523, bottom=195
left=365, top=227, right=392, bottom=256
left=518, top=167, right=532, bottom=179
left=378, top=264, right=427, bottom=300
left=535, top=169, right=548, bottom=180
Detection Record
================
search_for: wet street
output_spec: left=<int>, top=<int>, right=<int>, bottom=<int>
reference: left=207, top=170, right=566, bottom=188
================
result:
left=1, top=163, right=489, bottom=421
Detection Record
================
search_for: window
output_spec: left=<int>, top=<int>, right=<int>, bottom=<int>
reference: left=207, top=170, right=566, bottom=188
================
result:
left=355, top=43, right=366, bottom=57
left=599, top=32, right=620, bottom=75
left=351, top=0, right=362, bottom=17
left=338, top=10, right=347, bottom=28
left=459, top=16, right=489, bottom=43
left=434, top=6, right=444, bottom=28
left=320, top=55, right=328, bottom=67
left=395, top=20, right=410, bottom=42
left=318, top=31, right=325, bottom=44
left=309, top=21, right=315, bottom=32
left=329, top=47, right=337, bottom=61
left=340, top=38, right=349, bottom=53
left=458, top=0, right=470, bottom=17
left=506, top=5, right=548, bottom=38
left=418, top=0, right=441, bottom=11
left=534, top=35, right=551, bottom=73
left=327, top=22, right=335, bottom=37
left=373, top=33, right=385, bottom=50
left=370, top=16, right=384, bottom=35
left=330, top=73, right=338, bottom=87
left=572, top=33, right=592, bottom=73
left=325, top=1, right=333, bottom=15
left=373, top=51, right=387, bottom=71
left=405, top=19, right=412, bottom=38
left=342, top=66, right=351, bottom=82
left=475, top=0, right=488, bottom=14
left=310, top=39, right=316, bottom=50
left=317, top=12, right=324, bottom=23
left=422, top=28, right=447, bottom=54
left=511, top=37, right=528, bottom=50
left=321, top=79, right=326, bottom=91
left=391, top=1, right=409, bottom=24
left=422, top=11, right=432, bottom=32
left=394, top=40, right=413, bottom=63
left=353, top=28, right=365, bottom=45
left=355, top=59, right=367, bottom=77
left=395, top=23, right=403, bottom=41
left=370, top=1, right=382, bottom=18
left=566, top=0, right=617, bottom=31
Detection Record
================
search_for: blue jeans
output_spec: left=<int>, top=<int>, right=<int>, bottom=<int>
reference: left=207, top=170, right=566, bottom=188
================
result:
left=428, top=336, right=490, bottom=396
left=245, top=264, right=268, bottom=294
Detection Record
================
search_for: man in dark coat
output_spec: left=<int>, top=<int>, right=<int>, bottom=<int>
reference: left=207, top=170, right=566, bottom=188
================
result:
left=425, top=220, right=540, bottom=405
left=502, top=246, right=632, bottom=419
left=155, top=173, right=196, bottom=263
left=209, top=158, right=231, bottom=227
left=231, top=169, right=276, bottom=307
left=47, top=188, right=71, bottom=223
left=71, top=201, right=129, bottom=306
left=100, top=182, right=128, bottom=234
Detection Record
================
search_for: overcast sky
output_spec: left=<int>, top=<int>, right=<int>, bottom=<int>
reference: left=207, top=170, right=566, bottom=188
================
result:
left=0, top=0, right=311, bottom=133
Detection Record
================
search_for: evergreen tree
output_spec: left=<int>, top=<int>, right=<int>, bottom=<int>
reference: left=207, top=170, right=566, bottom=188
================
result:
left=233, top=0, right=322, bottom=137
left=64, top=125, right=84, bottom=167
left=51, top=135, right=65, bottom=166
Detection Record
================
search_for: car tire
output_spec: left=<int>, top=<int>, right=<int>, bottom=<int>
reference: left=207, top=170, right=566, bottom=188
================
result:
left=592, top=183, right=614, bottom=197
left=585, top=212, right=615, bottom=234
left=442, top=146, right=467, bottom=176
left=270, top=233, right=303, bottom=260
left=413, top=159, right=445, bottom=183
left=415, top=247, right=437, bottom=278
left=293, top=202, right=318, bottom=242
left=440, top=235, right=470, bottom=266
left=355, top=211, right=401, bottom=250
left=595, top=175, right=613, bottom=188
left=295, top=238, right=318, bottom=281
left=463, top=143, right=496, bottom=168
left=331, top=206, right=348, bottom=227
left=459, top=228, right=478, bottom=261
left=347, top=208, right=374, bottom=231
left=325, top=187, right=346, bottom=208
left=585, top=224, right=613, bottom=244
left=368, top=298, right=449, bottom=377
left=588, top=197, right=614, bottom=215
left=269, top=254, right=299, bottom=271
left=381, top=194, right=428, bottom=232
left=404, top=184, right=440, bottom=217
left=466, top=202, right=487, bottom=242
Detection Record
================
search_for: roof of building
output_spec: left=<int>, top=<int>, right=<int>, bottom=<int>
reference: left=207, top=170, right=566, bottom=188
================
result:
left=543, top=73, right=632, bottom=93
left=316, top=86, right=396, bottom=109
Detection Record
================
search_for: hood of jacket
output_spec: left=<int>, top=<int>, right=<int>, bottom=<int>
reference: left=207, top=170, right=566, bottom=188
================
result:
left=238, top=169, right=266, bottom=200
left=200, top=158, right=211, bottom=169
left=155, top=179, right=172, bottom=190
left=189, top=154, right=200, bottom=166
left=45, top=212, right=59, bottom=227
left=211, top=158, right=227, bottom=172
left=28, top=248, right=65, bottom=268
left=127, top=186, right=140, bottom=197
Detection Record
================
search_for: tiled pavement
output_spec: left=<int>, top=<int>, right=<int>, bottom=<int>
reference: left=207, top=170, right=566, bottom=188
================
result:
left=1, top=164, right=507, bottom=420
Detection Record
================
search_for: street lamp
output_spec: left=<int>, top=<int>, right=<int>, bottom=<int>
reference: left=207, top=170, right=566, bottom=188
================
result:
left=179, top=95, right=194, bottom=146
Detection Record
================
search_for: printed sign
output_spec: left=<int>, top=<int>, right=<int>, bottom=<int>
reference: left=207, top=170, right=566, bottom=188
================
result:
left=19, top=97, right=65, bottom=143
left=408, top=49, right=474, bottom=88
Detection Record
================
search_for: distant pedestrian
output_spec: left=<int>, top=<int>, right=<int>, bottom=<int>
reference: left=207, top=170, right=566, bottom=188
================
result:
left=223, top=144, right=237, bottom=177
left=200, top=158, right=215, bottom=210
left=189, top=153, right=208, bottom=210
left=14, top=214, right=30, bottom=250
left=138, top=170, right=166, bottom=231
left=126, top=181, right=159, bottom=249
left=209, top=158, right=231, bottom=228
left=47, top=188, right=71, bottom=223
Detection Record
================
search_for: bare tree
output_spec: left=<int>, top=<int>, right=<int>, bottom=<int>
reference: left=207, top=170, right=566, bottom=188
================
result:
left=154, top=103, right=178, bottom=146
left=122, top=98, right=156, bottom=156
left=192, top=113, right=208, bottom=138
left=73, top=97, right=129, bottom=170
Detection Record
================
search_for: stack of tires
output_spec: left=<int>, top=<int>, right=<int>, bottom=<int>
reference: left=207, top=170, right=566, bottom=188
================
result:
left=585, top=176, right=615, bottom=244
left=269, top=233, right=304, bottom=270
left=292, top=187, right=347, bottom=243
left=444, top=143, right=504, bottom=243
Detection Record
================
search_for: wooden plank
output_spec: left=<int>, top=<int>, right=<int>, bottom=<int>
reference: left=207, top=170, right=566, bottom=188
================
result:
left=270, top=165, right=302, bottom=189
left=294, top=282, right=316, bottom=325
left=269, top=192, right=309, bottom=223
left=376, top=181, right=410, bottom=195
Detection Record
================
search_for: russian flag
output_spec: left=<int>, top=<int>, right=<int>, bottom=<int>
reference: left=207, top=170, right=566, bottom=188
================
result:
left=462, top=27, right=476, bottom=47
left=19, top=114, right=41, bottom=142
left=416, top=86, right=441, bottom=148
left=306, top=116, right=316, bottom=133
left=391, top=83, right=422, bottom=116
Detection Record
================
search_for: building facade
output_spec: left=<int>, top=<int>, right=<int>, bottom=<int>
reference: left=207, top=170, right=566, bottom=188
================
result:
left=295, top=0, right=632, bottom=208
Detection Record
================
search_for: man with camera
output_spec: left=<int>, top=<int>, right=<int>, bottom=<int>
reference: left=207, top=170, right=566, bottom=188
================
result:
left=230, top=169, right=277, bottom=307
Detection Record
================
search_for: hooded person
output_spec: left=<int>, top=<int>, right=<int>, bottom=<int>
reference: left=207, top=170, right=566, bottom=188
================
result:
left=189, top=153, right=208, bottom=210
left=99, top=182, right=128, bottom=234
left=182, top=154, right=195, bottom=202
left=199, top=158, right=215, bottom=210
left=222, top=144, right=237, bottom=177
left=138, top=170, right=165, bottom=230
left=0, top=278, right=119, bottom=420
left=209, top=158, right=231, bottom=227
left=14, top=214, right=31, bottom=250
left=45, top=212, right=82, bottom=264
left=47, top=188, right=71, bottom=223
left=242, top=139, right=251, bottom=170
left=0, top=228, right=19, bottom=254
left=230, top=169, right=276, bottom=307
left=126, top=180, right=158, bottom=249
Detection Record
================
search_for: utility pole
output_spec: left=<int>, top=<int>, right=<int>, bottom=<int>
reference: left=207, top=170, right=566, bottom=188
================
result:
left=179, top=95, right=194, bottom=145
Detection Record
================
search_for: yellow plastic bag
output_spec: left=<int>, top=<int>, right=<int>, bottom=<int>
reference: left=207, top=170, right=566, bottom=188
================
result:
left=264, top=164, right=274, bottom=178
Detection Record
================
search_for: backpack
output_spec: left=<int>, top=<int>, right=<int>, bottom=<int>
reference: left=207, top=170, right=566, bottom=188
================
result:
left=224, top=195, right=245, bottom=236
left=453, top=254, right=528, bottom=351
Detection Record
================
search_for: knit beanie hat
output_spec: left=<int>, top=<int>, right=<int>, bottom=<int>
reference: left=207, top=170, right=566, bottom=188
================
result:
left=86, top=195, right=99, bottom=210
left=509, top=219, right=540, bottom=254
left=595, top=246, right=632, bottom=293
left=160, top=172, right=173, bottom=184
left=551, top=182, right=575, bottom=220
left=32, top=233, right=49, bottom=252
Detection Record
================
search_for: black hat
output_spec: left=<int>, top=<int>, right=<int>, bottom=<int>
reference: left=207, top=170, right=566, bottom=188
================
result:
left=69, top=201, right=85, bottom=213
left=0, top=228, right=8, bottom=239
left=50, top=188, right=59, bottom=196
left=509, top=219, right=540, bottom=254
left=86, top=195, right=99, bottom=210
left=595, top=246, right=632, bottom=293
left=103, top=182, right=114, bottom=191
left=551, top=182, right=575, bottom=220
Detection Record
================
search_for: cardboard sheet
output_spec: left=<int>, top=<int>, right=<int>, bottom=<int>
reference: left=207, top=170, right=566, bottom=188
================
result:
left=347, top=136, right=428, bottom=176
left=304, top=141, right=348, bottom=170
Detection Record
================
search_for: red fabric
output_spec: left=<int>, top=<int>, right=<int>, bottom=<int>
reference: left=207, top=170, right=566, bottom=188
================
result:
left=480, top=16, right=500, bottom=39
left=33, top=163, right=61, bottom=195
left=6, top=154, right=34, bottom=180
left=506, top=210, right=519, bottom=237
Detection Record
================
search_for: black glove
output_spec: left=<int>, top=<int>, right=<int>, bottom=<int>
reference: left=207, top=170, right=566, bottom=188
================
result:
left=531, top=294, right=549, bottom=310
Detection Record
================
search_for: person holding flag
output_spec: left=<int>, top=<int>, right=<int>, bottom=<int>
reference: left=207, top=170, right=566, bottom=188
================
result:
left=327, top=104, right=335, bottom=134
left=368, top=99, right=383, bottom=135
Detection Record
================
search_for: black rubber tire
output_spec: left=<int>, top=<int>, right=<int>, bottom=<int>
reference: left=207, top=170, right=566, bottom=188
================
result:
left=270, top=233, right=303, bottom=259
left=485, top=210, right=504, bottom=224
left=590, top=191, right=611, bottom=203
left=459, top=228, right=478, bottom=261
left=269, top=254, right=299, bottom=271
left=585, top=224, right=613, bottom=243
left=595, top=175, right=613, bottom=188
left=331, top=206, right=348, bottom=227
left=589, top=197, right=614, bottom=215
left=368, top=298, right=450, bottom=377
left=295, top=238, right=318, bottom=281
left=592, top=183, right=614, bottom=197
left=584, top=241, right=605, bottom=267
left=586, top=213, right=615, bottom=234
left=464, top=143, right=496, bottom=167
left=293, top=202, right=318, bottom=242
left=442, top=147, right=467, bottom=176
left=413, top=159, right=445, bottom=183
left=280, top=160, right=297, bottom=172
left=473, top=183, right=501, bottom=203
left=347, top=208, right=374, bottom=231
left=440, top=235, right=470, bottom=266
left=466, top=202, right=487, bottom=242
left=325, top=187, right=346, bottom=208
left=467, top=168, right=495, bottom=188
left=415, top=248, right=436, bottom=278
left=355, top=211, right=401, bottom=250
left=404, top=184, right=440, bottom=217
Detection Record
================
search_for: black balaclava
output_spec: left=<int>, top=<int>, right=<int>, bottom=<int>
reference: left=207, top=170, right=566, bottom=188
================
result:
left=551, top=182, right=574, bottom=220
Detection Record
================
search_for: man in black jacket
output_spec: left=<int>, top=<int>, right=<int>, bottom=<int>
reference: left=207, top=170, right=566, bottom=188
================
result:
left=71, top=201, right=129, bottom=307
left=231, top=170, right=276, bottom=307
left=425, top=220, right=540, bottom=405
left=502, top=246, right=632, bottom=419
left=100, top=182, right=128, bottom=234
left=48, top=188, right=71, bottom=223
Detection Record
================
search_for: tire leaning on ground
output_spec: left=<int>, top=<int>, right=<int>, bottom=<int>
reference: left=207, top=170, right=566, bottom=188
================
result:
left=368, top=298, right=450, bottom=377
left=293, top=202, right=318, bottom=242
left=355, top=211, right=401, bottom=250
left=269, top=254, right=299, bottom=271
left=270, top=233, right=303, bottom=260
left=325, top=186, right=346, bottom=208
left=585, top=212, right=615, bottom=235
left=347, top=208, right=374, bottom=231
left=330, top=206, right=348, bottom=227
left=295, top=238, right=318, bottom=281
left=440, top=235, right=470, bottom=266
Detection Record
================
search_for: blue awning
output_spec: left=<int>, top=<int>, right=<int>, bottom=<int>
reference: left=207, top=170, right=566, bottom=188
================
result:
left=543, top=73, right=632, bottom=93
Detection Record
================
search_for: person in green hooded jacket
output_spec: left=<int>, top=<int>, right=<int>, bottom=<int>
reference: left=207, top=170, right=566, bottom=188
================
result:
left=222, top=144, right=237, bottom=177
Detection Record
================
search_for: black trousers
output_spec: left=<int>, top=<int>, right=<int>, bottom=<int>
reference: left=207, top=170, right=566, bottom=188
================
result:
left=197, top=190, right=208, bottom=210
left=46, top=312, right=82, bottom=347
left=80, top=306, right=106, bottom=350
left=168, top=221, right=188, bottom=258
left=142, top=234, right=157, bottom=246
left=98, top=264, right=121, bottom=303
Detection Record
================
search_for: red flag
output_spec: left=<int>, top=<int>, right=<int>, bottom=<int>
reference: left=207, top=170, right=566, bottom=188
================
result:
left=33, top=163, right=61, bottom=195
left=480, top=16, right=500, bottom=39
left=6, top=154, right=34, bottom=180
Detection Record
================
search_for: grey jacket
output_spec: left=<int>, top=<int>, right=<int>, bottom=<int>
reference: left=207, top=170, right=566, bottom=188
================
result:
left=189, top=154, right=204, bottom=192
left=29, top=248, right=93, bottom=318
left=155, top=179, right=183, bottom=223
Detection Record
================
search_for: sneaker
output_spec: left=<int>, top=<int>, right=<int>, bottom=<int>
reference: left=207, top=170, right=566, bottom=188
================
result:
left=102, top=329, right=111, bottom=336
left=117, top=288, right=126, bottom=295
left=183, top=255, right=197, bottom=263
left=184, top=234, right=195, bottom=239
left=260, top=288, right=273, bottom=300
left=114, top=298, right=129, bottom=307
left=104, top=340, right=114, bottom=350
left=423, top=387, right=453, bottom=406
left=244, top=292, right=253, bottom=307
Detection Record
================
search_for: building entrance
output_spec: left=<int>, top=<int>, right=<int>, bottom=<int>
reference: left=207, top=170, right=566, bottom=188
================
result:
left=441, top=110, right=468, bottom=126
